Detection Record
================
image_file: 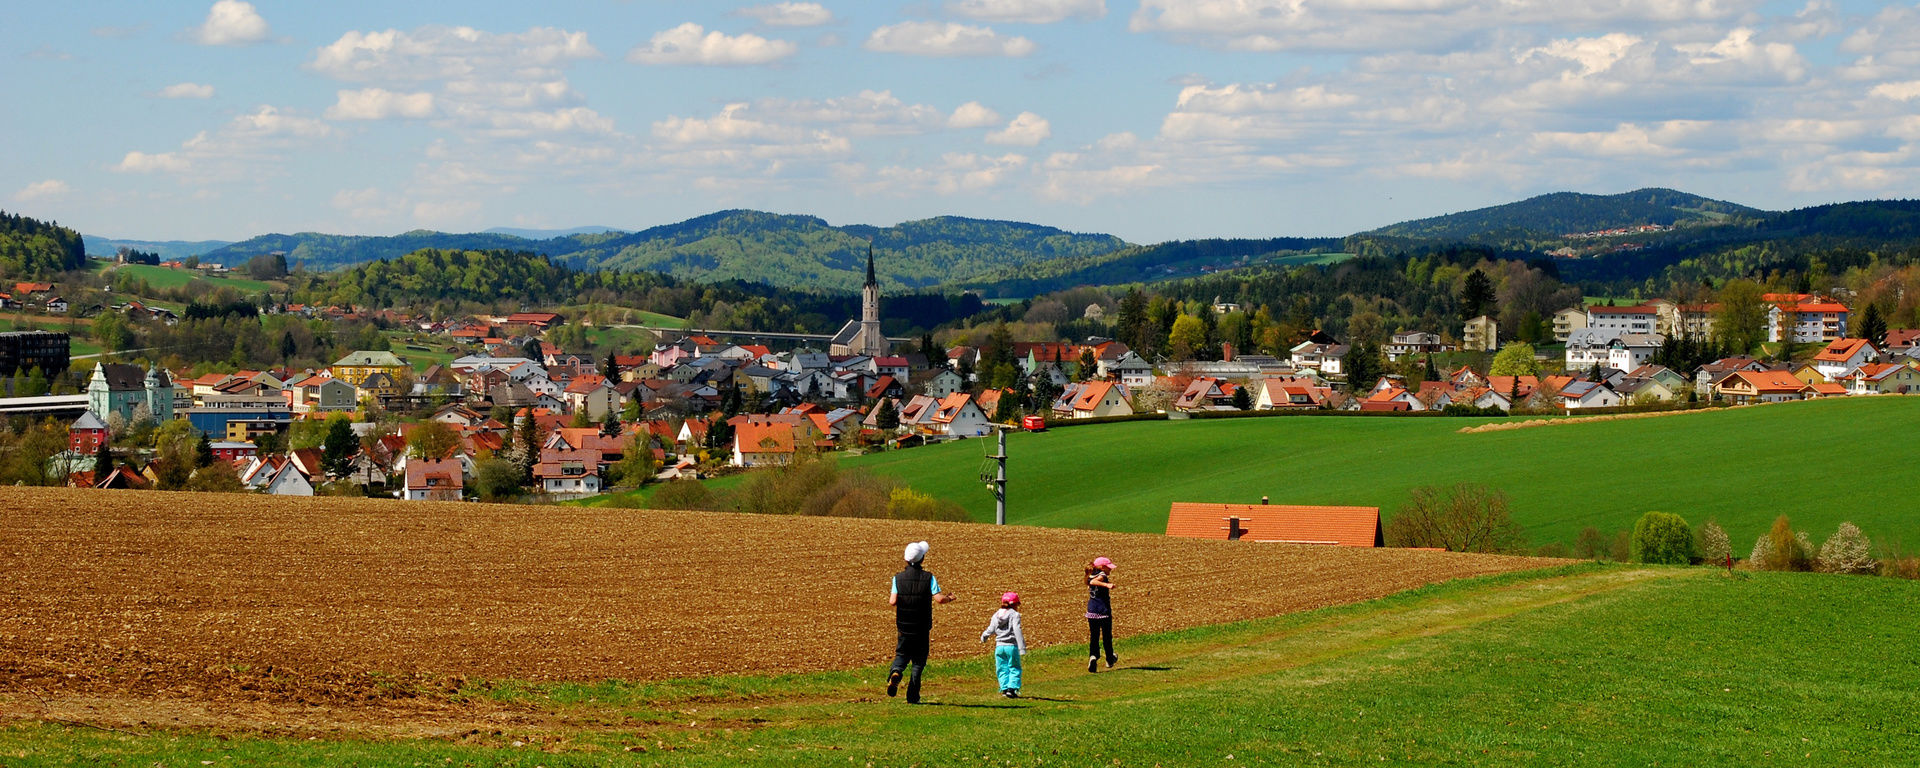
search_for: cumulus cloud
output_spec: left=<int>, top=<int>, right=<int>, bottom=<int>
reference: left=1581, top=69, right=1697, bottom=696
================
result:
left=326, top=88, right=436, bottom=120
left=113, top=105, right=332, bottom=178
left=192, top=0, right=270, bottom=46
left=13, top=180, right=70, bottom=202
left=628, top=23, right=799, bottom=65
left=1870, top=81, right=1920, bottom=101
left=949, top=101, right=1003, bottom=128
left=849, top=153, right=1032, bottom=195
left=865, top=22, right=1036, bottom=57
left=945, top=0, right=1105, bottom=24
left=986, top=112, right=1052, bottom=145
left=736, top=2, right=835, bottom=27
left=1129, top=0, right=1755, bottom=53
left=157, top=82, right=216, bottom=99
left=311, top=26, right=599, bottom=83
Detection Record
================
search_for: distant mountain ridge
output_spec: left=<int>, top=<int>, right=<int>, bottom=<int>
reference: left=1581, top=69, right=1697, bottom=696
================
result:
left=83, top=236, right=234, bottom=261
left=481, top=225, right=627, bottom=239
left=1366, top=188, right=1767, bottom=241
left=198, top=210, right=1132, bottom=292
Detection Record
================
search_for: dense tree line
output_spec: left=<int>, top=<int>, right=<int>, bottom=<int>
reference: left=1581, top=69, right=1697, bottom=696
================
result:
left=0, top=210, right=87, bottom=277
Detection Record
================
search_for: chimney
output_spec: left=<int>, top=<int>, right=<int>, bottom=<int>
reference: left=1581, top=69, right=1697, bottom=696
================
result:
left=1222, top=342, right=1235, bottom=362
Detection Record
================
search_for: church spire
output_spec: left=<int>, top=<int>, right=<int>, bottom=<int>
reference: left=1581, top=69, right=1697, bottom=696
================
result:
left=865, top=243, right=876, bottom=287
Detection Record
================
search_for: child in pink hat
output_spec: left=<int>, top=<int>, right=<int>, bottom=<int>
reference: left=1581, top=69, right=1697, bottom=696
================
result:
left=979, top=591, right=1026, bottom=698
left=1086, top=556, right=1117, bottom=672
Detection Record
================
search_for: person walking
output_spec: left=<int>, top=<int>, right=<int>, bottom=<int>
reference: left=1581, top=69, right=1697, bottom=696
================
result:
left=979, top=591, right=1027, bottom=698
left=888, top=540, right=954, bottom=704
left=1085, top=556, right=1117, bottom=672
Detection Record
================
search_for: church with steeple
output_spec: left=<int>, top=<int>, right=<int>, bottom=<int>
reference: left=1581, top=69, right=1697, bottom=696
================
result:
left=829, top=245, right=890, bottom=357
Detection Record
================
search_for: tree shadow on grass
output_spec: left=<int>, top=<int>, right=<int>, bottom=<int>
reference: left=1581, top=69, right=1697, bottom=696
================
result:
left=916, top=702, right=1028, bottom=709
left=1116, top=665, right=1177, bottom=672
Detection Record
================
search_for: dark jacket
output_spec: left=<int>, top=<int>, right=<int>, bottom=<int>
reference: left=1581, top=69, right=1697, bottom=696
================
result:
left=894, top=564, right=935, bottom=632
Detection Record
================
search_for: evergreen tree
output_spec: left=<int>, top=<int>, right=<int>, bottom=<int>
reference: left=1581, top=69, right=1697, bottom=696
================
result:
left=1231, top=385, right=1252, bottom=410
left=601, top=350, right=621, bottom=381
left=92, top=436, right=114, bottom=478
left=600, top=410, right=621, bottom=438
left=1859, top=302, right=1888, bottom=345
left=993, top=390, right=1020, bottom=423
left=194, top=432, right=214, bottom=468
left=321, top=416, right=356, bottom=478
left=280, top=331, right=297, bottom=367
left=1116, top=288, right=1148, bottom=355
left=1345, top=340, right=1379, bottom=392
left=517, top=412, right=540, bottom=484
left=1423, top=355, right=1440, bottom=382
left=876, top=398, right=899, bottom=429
left=1076, top=348, right=1097, bottom=382
left=1460, top=269, right=1497, bottom=321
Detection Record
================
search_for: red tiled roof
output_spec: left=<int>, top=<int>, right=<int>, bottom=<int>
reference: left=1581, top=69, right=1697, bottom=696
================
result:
left=736, top=422, right=796, bottom=454
left=1813, top=338, right=1873, bottom=363
left=1166, top=502, right=1381, bottom=546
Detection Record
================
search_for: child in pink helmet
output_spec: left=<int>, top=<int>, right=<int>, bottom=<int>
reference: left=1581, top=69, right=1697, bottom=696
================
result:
left=979, top=591, right=1027, bottom=698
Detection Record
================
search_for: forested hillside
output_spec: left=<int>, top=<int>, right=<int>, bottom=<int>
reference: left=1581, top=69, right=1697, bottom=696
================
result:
left=962, top=237, right=1345, bottom=297
left=202, top=230, right=557, bottom=271
left=560, top=210, right=1128, bottom=291
left=1367, top=188, right=1764, bottom=241
left=0, top=211, right=87, bottom=278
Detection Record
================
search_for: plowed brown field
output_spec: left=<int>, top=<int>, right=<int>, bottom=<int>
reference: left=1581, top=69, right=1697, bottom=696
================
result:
left=0, top=487, right=1555, bottom=712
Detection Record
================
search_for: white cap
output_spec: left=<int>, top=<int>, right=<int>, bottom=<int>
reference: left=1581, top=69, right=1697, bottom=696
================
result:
left=904, top=541, right=929, bottom=564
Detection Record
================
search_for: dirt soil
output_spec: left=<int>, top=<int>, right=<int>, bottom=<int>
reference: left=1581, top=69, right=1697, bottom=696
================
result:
left=0, top=487, right=1555, bottom=731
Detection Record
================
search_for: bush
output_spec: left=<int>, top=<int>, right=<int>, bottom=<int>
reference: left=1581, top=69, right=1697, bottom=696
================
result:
left=1631, top=512, right=1697, bottom=564
left=648, top=479, right=720, bottom=510
left=1699, top=520, right=1731, bottom=566
left=1817, top=523, right=1877, bottom=575
left=1573, top=526, right=1610, bottom=560
left=1753, top=515, right=1813, bottom=571
left=1609, top=530, right=1631, bottom=563
left=1383, top=483, right=1526, bottom=553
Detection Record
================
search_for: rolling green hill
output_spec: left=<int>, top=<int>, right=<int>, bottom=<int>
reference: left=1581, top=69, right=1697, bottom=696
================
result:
left=961, top=236, right=1346, bottom=297
left=841, top=397, right=1917, bottom=547
left=1367, top=188, right=1765, bottom=241
left=559, top=210, right=1130, bottom=291
left=201, top=230, right=551, bottom=271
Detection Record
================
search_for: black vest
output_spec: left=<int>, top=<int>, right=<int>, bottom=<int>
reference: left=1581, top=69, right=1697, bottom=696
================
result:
left=894, top=565, right=934, bottom=631
left=1087, top=574, right=1112, bottom=616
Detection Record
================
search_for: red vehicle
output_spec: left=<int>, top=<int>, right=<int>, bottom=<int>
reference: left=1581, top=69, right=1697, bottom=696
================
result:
left=1021, top=415, right=1047, bottom=432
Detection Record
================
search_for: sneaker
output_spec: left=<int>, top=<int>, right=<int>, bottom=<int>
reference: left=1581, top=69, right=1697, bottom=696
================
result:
left=1107, top=655, right=1118, bottom=668
left=1003, top=689, right=1018, bottom=699
left=906, top=685, right=921, bottom=705
left=887, top=671, right=901, bottom=697
left=1088, top=656, right=1099, bottom=673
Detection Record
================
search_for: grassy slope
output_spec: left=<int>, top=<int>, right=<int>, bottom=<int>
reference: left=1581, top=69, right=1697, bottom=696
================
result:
left=11, top=566, right=1919, bottom=765
left=841, top=397, right=1918, bottom=546
left=113, top=264, right=273, bottom=294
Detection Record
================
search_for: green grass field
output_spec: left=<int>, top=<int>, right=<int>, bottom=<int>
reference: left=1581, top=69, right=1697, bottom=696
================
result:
left=112, top=264, right=273, bottom=294
left=838, top=397, right=1920, bottom=548
left=9, top=565, right=1917, bottom=765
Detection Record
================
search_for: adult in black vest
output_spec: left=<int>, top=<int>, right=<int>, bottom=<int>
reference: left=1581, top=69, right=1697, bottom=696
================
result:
left=887, top=540, right=955, bottom=703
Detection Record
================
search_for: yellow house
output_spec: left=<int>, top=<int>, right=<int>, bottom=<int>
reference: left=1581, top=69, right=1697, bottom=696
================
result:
left=1462, top=315, right=1499, bottom=352
left=330, top=350, right=409, bottom=388
left=1789, top=363, right=1826, bottom=387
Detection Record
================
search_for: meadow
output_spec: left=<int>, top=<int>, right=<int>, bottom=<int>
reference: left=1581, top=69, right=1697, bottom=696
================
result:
left=9, top=565, right=1917, bottom=765
left=111, top=264, right=273, bottom=294
left=840, top=396, right=1919, bottom=548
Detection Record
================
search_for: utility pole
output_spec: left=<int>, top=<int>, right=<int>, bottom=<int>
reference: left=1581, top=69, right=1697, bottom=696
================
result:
left=988, top=426, right=1008, bottom=525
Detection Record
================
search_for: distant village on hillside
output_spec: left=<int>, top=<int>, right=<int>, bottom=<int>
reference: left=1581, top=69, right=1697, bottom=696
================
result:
left=0, top=250, right=1911, bottom=503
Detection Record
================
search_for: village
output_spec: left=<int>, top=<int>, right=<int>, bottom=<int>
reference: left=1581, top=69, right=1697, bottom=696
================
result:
left=26, top=255, right=1915, bottom=503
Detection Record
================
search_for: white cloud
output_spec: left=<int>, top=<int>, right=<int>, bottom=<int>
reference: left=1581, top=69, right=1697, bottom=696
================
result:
left=112, top=105, right=332, bottom=178
left=13, top=180, right=70, bottom=202
left=945, top=0, right=1105, bottom=24
left=326, top=88, right=436, bottom=120
left=737, top=2, right=835, bottom=27
left=1173, top=83, right=1358, bottom=114
left=865, top=22, right=1036, bottom=57
left=192, top=0, right=270, bottom=46
left=1129, top=0, right=1755, bottom=53
left=114, top=150, right=191, bottom=173
left=628, top=23, right=799, bottom=66
left=1522, top=33, right=1642, bottom=77
left=157, top=82, right=216, bottom=99
left=311, top=26, right=599, bottom=83
left=1870, top=81, right=1920, bottom=101
left=849, top=153, right=1032, bottom=195
left=949, top=101, right=1003, bottom=128
left=986, top=112, right=1052, bottom=145
left=1674, top=28, right=1805, bottom=81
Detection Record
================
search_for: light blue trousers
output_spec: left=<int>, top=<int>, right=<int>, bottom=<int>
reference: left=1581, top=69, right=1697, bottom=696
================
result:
left=994, top=644, right=1022, bottom=691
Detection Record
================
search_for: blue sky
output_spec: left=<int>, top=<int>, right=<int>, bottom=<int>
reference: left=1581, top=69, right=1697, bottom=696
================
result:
left=5, top=1, right=1917, bottom=243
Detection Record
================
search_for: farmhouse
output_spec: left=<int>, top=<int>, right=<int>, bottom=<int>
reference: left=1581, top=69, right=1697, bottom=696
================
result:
left=1716, top=370, right=1809, bottom=404
left=1813, top=338, right=1878, bottom=382
left=1054, top=380, right=1135, bottom=419
left=1166, top=501, right=1382, bottom=547
left=330, top=350, right=409, bottom=388
left=404, top=458, right=465, bottom=501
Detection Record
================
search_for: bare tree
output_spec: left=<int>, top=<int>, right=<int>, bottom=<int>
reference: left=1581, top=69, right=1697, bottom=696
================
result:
left=1384, top=483, right=1527, bottom=553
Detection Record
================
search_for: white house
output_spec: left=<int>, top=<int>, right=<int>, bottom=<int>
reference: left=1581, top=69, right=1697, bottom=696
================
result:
left=1586, top=304, right=1659, bottom=334
left=1565, top=329, right=1663, bottom=372
left=922, top=368, right=965, bottom=398
left=1812, top=339, right=1879, bottom=382
left=1053, top=380, right=1134, bottom=419
left=1559, top=380, right=1622, bottom=409
left=929, top=392, right=992, bottom=437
